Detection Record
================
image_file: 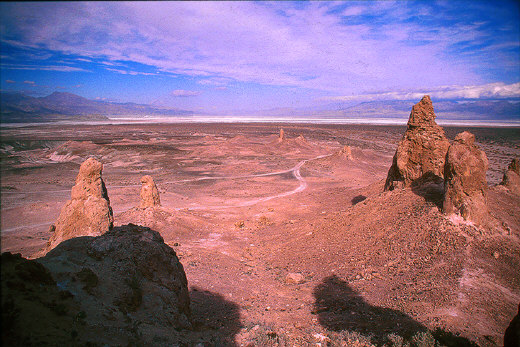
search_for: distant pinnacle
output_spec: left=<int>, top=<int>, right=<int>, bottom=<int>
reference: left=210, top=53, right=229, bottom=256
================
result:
left=278, top=128, right=285, bottom=143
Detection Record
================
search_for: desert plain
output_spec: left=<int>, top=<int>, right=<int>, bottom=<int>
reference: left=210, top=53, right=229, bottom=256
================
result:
left=1, top=121, right=519, bottom=346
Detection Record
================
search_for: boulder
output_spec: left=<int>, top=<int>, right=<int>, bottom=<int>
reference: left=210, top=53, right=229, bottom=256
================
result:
left=443, top=131, right=489, bottom=225
left=384, top=95, right=450, bottom=190
left=501, top=158, right=520, bottom=195
left=45, top=158, right=113, bottom=253
left=39, top=224, right=191, bottom=344
left=139, top=175, right=161, bottom=208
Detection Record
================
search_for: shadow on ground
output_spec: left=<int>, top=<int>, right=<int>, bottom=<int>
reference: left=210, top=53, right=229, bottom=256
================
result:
left=189, top=287, right=242, bottom=346
left=313, top=275, right=476, bottom=346
left=351, top=195, right=367, bottom=205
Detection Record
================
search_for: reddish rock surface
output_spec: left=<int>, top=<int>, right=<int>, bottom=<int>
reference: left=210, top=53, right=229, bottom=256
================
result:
left=384, top=95, right=450, bottom=190
left=44, top=158, right=113, bottom=253
left=443, top=131, right=489, bottom=226
left=501, top=158, right=520, bottom=195
left=139, top=175, right=161, bottom=208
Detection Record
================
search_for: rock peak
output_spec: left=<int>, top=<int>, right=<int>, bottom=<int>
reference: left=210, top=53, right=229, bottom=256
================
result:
left=140, top=175, right=161, bottom=208
left=384, top=96, right=450, bottom=190
left=44, top=158, right=113, bottom=253
left=407, top=95, right=437, bottom=128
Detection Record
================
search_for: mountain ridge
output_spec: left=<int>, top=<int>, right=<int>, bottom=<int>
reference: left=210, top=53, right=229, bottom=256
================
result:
left=0, top=91, right=194, bottom=123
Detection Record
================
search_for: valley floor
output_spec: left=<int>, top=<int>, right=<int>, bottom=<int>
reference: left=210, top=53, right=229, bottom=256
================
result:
left=1, top=123, right=519, bottom=346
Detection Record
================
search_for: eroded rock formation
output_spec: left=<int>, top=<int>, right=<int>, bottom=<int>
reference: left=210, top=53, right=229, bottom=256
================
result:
left=45, top=158, right=113, bottom=252
left=278, top=128, right=285, bottom=143
left=443, top=131, right=489, bottom=225
left=3, top=224, right=191, bottom=345
left=384, top=95, right=450, bottom=190
left=337, top=145, right=353, bottom=160
left=501, top=158, right=520, bottom=195
left=140, top=175, right=161, bottom=208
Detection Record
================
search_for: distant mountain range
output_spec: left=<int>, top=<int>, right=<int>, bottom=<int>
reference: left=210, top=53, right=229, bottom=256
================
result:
left=1, top=91, right=519, bottom=123
left=248, top=99, right=520, bottom=121
left=0, top=91, right=193, bottom=123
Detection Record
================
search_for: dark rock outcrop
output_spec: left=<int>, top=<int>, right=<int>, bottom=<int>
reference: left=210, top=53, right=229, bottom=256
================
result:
left=139, top=175, right=161, bottom=208
left=504, top=303, right=520, bottom=347
left=3, top=224, right=191, bottom=345
left=1, top=252, right=82, bottom=346
left=39, top=224, right=191, bottom=344
left=443, top=131, right=489, bottom=225
left=45, top=158, right=113, bottom=253
left=501, top=158, right=520, bottom=195
left=384, top=95, right=450, bottom=190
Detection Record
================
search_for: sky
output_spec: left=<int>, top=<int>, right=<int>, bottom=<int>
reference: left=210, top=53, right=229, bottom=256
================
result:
left=1, top=1, right=519, bottom=114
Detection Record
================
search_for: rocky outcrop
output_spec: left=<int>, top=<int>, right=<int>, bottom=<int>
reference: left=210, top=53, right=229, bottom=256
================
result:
left=39, top=224, right=191, bottom=344
left=45, top=158, right=113, bottom=253
left=139, top=175, right=161, bottom=208
left=501, top=158, right=520, bottom=195
left=384, top=95, right=450, bottom=190
left=443, top=131, right=489, bottom=225
left=3, top=224, right=191, bottom=345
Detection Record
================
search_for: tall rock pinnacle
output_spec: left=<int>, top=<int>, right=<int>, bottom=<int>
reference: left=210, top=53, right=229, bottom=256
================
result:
left=384, top=95, right=450, bottom=190
left=45, top=158, right=113, bottom=253
left=139, top=175, right=161, bottom=208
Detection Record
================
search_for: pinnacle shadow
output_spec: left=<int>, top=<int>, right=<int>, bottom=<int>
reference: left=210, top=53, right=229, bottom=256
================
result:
left=312, top=275, right=476, bottom=346
left=410, top=173, right=445, bottom=209
left=189, top=287, right=242, bottom=346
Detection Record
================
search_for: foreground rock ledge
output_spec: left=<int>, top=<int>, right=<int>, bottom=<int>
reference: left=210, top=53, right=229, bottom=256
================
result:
left=1, top=224, right=191, bottom=345
left=384, top=95, right=450, bottom=191
left=45, top=158, right=113, bottom=253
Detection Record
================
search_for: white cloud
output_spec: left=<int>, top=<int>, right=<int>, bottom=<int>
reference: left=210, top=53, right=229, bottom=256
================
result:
left=320, top=82, right=520, bottom=101
left=172, top=89, right=201, bottom=97
left=1, top=2, right=518, bottom=95
left=23, top=80, right=35, bottom=84
left=3, top=64, right=89, bottom=72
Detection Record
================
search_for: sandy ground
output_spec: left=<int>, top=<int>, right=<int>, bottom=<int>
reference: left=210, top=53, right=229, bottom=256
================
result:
left=1, top=123, right=519, bottom=346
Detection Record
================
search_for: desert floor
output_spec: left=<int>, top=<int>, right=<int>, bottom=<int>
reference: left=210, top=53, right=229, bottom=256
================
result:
left=1, top=123, right=519, bottom=346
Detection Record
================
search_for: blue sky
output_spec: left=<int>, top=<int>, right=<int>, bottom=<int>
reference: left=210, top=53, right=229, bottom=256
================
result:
left=1, top=1, right=519, bottom=113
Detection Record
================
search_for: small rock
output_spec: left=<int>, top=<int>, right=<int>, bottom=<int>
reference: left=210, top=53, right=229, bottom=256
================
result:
left=285, top=272, right=305, bottom=284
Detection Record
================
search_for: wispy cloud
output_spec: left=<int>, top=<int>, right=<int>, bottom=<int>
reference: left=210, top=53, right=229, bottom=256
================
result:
left=23, top=80, right=35, bottom=85
left=3, top=64, right=89, bottom=72
left=172, top=89, right=201, bottom=97
left=5, top=80, right=15, bottom=83
left=320, top=82, right=520, bottom=101
left=0, top=1, right=518, bottom=99
left=105, top=67, right=157, bottom=76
